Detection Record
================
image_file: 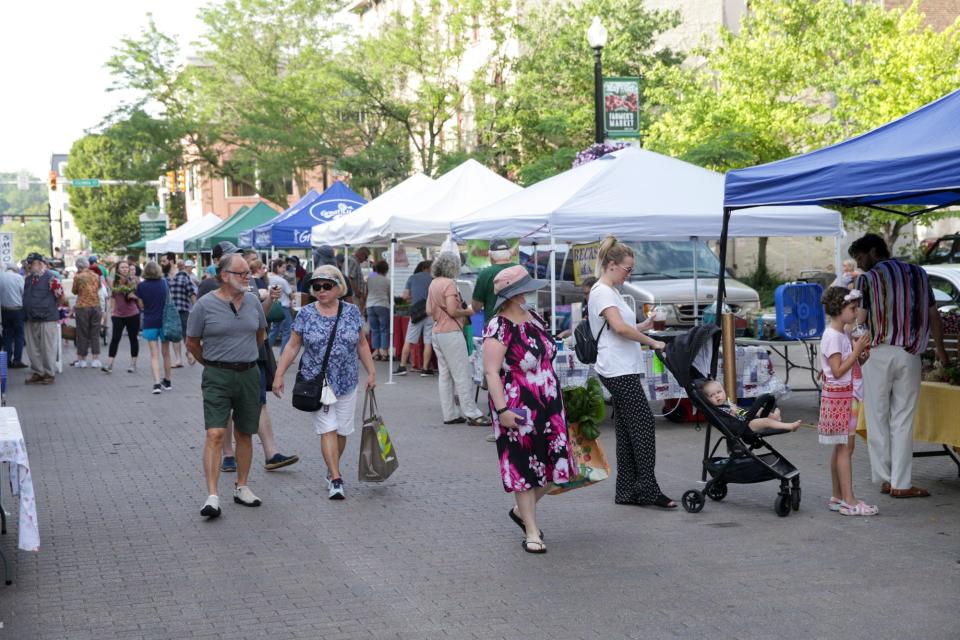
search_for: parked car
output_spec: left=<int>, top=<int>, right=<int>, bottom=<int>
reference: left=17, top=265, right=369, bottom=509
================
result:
left=525, top=239, right=761, bottom=328
left=922, top=264, right=960, bottom=312
left=923, top=234, right=960, bottom=264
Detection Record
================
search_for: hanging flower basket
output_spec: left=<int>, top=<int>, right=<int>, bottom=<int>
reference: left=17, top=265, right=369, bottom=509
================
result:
left=572, top=142, right=631, bottom=168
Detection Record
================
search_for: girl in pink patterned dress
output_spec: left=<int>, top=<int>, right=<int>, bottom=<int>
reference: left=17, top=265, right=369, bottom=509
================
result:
left=482, top=266, right=575, bottom=554
left=819, top=286, right=876, bottom=516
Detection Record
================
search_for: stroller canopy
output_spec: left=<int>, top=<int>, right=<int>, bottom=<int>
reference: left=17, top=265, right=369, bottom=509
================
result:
left=664, top=324, right=721, bottom=390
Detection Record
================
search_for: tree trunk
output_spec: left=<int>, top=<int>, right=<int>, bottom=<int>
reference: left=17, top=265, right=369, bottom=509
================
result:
left=757, top=236, right=769, bottom=275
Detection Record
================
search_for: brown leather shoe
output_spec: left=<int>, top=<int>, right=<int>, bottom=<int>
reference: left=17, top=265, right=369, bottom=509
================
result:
left=881, top=482, right=891, bottom=494
left=24, top=374, right=45, bottom=384
left=890, top=486, right=930, bottom=498
left=39, top=375, right=55, bottom=385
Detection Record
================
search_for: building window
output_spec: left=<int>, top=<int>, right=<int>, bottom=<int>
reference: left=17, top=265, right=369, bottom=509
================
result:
left=64, top=220, right=71, bottom=229
left=284, top=177, right=295, bottom=196
left=225, top=177, right=257, bottom=198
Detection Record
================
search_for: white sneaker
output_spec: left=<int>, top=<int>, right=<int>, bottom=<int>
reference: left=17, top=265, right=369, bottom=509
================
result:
left=127, top=364, right=137, bottom=373
left=91, top=360, right=102, bottom=368
left=328, top=478, right=345, bottom=500
left=75, top=360, right=88, bottom=368
left=233, top=485, right=262, bottom=507
left=200, top=495, right=221, bottom=518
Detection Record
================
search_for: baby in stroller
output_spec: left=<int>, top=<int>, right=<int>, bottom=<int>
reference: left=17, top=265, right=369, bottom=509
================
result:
left=701, top=380, right=801, bottom=433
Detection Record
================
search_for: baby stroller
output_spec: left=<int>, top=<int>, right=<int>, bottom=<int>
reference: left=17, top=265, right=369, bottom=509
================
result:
left=659, top=324, right=801, bottom=517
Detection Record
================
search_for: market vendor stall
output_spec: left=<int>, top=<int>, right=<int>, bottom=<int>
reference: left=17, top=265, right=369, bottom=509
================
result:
left=145, top=213, right=221, bottom=255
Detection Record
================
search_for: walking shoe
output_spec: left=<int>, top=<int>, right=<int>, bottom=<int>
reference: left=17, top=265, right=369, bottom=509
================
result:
left=91, top=359, right=102, bottom=369
left=201, top=495, right=221, bottom=519
left=75, top=360, right=88, bottom=368
left=40, top=375, right=55, bottom=385
left=152, top=383, right=162, bottom=394
left=328, top=478, right=345, bottom=500
left=264, top=453, right=300, bottom=471
left=233, top=485, right=262, bottom=507
left=127, top=364, right=137, bottom=374
left=162, top=378, right=172, bottom=391
left=220, top=456, right=236, bottom=472
left=393, top=366, right=409, bottom=376
left=419, top=369, right=436, bottom=377
left=325, top=473, right=332, bottom=490
left=102, top=364, right=112, bottom=374
left=25, top=374, right=45, bottom=385
left=485, top=433, right=496, bottom=443
left=10, top=362, right=27, bottom=369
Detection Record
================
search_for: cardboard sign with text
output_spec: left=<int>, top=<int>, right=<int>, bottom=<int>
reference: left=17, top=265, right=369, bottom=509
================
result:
left=570, top=241, right=602, bottom=285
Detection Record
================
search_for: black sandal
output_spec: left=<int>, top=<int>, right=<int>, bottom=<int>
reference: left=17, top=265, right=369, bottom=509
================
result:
left=509, top=509, right=544, bottom=540
left=653, top=494, right=678, bottom=509
left=521, top=539, right=546, bottom=554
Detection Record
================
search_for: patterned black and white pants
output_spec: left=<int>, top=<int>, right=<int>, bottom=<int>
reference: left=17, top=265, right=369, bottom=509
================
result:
left=599, top=374, right=664, bottom=505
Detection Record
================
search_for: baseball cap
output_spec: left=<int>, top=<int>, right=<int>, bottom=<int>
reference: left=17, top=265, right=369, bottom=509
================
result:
left=184, top=259, right=196, bottom=267
left=489, top=238, right=510, bottom=252
left=26, top=252, right=44, bottom=264
left=88, top=254, right=99, bottom=263
left=307, top=268, right=340, bottom=284
left=212, top=241, right=241, bottom=260
left=492, top=265, right=547, bottom=312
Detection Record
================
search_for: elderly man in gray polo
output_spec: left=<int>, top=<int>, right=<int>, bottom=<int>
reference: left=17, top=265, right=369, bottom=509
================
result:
left=186, top=253, right=268, bottom=518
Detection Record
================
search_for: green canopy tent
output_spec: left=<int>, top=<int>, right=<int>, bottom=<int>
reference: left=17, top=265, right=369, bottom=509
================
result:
left=181, top=206, right=248, bottom=253
left=184, top=203, right=278, bottom=252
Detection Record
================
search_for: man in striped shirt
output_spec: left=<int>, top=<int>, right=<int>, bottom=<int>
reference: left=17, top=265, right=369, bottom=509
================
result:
left=850, top=234, right=948, bottom=499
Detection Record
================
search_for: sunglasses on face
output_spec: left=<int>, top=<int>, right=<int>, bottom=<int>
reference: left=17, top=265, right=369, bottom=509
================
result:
left=311, top=281, right=336, bottom=292
left=614, top=263, right=633, bottom=274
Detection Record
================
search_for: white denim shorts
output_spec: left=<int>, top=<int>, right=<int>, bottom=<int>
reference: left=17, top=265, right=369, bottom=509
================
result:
left=312, top=385, right=358, bottom=436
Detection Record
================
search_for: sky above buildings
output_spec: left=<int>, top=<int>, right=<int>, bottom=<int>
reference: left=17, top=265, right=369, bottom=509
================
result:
left=0, top=0, right=207, bottom=178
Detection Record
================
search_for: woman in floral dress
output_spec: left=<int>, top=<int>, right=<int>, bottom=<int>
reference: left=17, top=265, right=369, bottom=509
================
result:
left=482, top=265, right=575, bottom=554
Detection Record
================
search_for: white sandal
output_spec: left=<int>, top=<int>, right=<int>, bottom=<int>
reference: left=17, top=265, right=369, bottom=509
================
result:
left=839, top=500, right=878, bottom=516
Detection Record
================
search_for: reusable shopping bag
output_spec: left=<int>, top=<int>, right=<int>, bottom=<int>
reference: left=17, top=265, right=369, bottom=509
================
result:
left=548, top=422, right=610, bottom=495
left=161, top=281, right=182, bottom=343
left=266, top=301, right=285, bottom=323
left=358, top=389, right=399, bottom=482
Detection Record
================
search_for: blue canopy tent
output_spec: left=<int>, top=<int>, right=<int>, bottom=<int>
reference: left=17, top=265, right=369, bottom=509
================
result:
left=718, top=88, right=960, bottom=313
left=238, top=189, right=320, bottom=248
left=252, top=181, right=366, bottom=249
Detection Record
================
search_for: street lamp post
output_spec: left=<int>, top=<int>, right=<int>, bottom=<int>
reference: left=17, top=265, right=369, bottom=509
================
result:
left=587, top=17, right=608, bottom=144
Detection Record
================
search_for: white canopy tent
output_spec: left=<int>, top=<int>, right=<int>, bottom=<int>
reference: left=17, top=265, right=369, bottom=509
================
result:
left=451, top=147, right=844, bottom=332
left=313, top=159, right=521, bottom=247
left=311, top=173, right=434, bottom=248
left=146, top=213, right=222, bottom=254
left=311, top=161, right=521, bottom=385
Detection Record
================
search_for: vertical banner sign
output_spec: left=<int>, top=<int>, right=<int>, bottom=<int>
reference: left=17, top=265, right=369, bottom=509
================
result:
left=0, top=233, right=13, bottom=268
left=466, top=239, right=520, bottom=269
left=570, top=241, right=602, bottom=285
left=602, top=77, right=640, bottom=138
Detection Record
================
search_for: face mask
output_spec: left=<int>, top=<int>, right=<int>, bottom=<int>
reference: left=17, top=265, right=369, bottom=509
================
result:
left=523, top=292, right=538, bottom=309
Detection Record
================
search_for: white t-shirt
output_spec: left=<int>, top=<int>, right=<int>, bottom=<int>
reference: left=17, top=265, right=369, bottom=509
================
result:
left=268, top=273, right=293, bottom=308
left=820, top=327, right=863, bottom=400
left=587, top=282, right=641, bottom=377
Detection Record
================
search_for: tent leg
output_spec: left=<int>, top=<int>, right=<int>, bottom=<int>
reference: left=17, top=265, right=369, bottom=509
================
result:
left=835, top=235, right=844, bottom=281
left=549, top=234, right=556, bottom=336
left=387, top=235, right=396, bottom=385
left=711, top=208, right=733, bottom=380
left=692, top=236, right=699, bottom=326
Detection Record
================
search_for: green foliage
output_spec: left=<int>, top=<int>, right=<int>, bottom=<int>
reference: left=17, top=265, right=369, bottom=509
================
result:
left=0, top=174, right=48, bottom=219
left=0, top=221, right=50, bottom=263
left=562, top=377, right=606, bottom=440
left=335, top=139, right=411, bottom=198
left=740, top=264, right=784, bottom=308
left=474, top=0, right=682, bottom=183
left=65, top=125, right=164, bottom=251
left=647, top=0, right=960, bottom=248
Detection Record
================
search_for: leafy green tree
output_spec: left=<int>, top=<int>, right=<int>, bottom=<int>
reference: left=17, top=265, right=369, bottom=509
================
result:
left=646, top=0, right=960, bottom=249
left=473, top=0, right=682, bottom=185
left=65, top=120, right=169, bottom=250
left=0, top=221, right=50, bottom=263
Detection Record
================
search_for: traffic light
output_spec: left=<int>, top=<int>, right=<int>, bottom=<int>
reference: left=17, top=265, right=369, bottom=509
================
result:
left=48, top=170, right=57, bottom=191
left=176, top=169, right=187, bottom=194
left=166, top=171, right=177, bottom=193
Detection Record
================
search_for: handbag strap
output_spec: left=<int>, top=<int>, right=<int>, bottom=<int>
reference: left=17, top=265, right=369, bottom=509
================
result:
left=361, top=388, right=379, bottom=421
left=298, top=301, right=343, bottom=379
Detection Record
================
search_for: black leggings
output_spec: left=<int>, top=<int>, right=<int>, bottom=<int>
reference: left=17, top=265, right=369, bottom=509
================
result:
left=109, top=315, right=140, bottom=358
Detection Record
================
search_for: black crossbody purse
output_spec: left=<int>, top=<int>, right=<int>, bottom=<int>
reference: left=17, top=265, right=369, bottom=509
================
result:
left=292, top=301, right=343, bottom=412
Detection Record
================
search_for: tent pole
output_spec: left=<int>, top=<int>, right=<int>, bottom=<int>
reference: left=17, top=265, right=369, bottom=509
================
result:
left=835, top=234, right=843, bottom=281
left=387, top=235, right=396, bottom=385
left=692, top=236, right=699, bottom=326
left=532, top=241, right=538, bottom=279
left=549, top=234, right=556, bottom=336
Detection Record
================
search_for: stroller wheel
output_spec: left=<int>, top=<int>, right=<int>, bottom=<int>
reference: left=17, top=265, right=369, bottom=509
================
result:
left=681, top=490, right=705, bottom=513
left=706, top=482, right=727, bottom=501
left=774, top=493, right=791, bottom=517
left=791, top=486, right=801, bottom=511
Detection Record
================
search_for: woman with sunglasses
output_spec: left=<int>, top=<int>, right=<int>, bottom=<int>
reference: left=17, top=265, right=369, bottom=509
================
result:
left=588, top=236, right=676, bottom=509
left=272, top=265, right=376, bottom=500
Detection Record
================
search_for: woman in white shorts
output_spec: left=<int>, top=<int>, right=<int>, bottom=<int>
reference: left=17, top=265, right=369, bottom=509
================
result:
left=272, top=265, right=376, bottom=500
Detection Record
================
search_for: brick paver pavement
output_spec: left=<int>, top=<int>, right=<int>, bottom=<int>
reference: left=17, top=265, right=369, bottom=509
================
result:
left=0, top=340, right=958, bottom=639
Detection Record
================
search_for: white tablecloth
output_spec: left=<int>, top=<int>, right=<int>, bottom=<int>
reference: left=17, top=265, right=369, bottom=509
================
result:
left=471, top=339, right=786, bottom=401
left=0, top=407, right=39, bottom=551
